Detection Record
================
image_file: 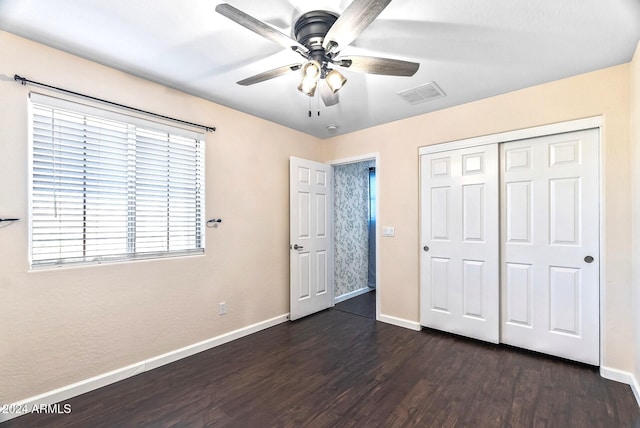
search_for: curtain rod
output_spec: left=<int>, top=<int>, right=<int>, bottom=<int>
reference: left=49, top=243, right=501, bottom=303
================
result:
left=14, top=74, right=216, bottom=132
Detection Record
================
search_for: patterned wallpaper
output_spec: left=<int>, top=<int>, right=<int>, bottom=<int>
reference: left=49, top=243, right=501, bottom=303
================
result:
left=334, top=160, right=375, bottom=298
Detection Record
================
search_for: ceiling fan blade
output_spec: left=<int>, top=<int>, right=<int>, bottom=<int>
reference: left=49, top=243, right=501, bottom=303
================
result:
left=216, top=3, right=308, bottom=55
left=322, top=0, right=392, bottom=54
left=338, top=56, right=419, bottom=76
left=237, top=64, right=301, bottom=86
left=320, top=81, right=339, bottom=106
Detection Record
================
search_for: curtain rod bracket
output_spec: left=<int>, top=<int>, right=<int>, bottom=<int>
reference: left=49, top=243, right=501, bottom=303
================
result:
left=0, top=218, right=20, bottom=223
left=13, top=74, right=216, bottom=133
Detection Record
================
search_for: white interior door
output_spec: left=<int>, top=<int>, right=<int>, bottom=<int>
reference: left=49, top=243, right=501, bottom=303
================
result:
left=289, top=157, right=333, bottom=321
left=500, top=129, right=599, bottom=365
left=420, top=144, right=500, bottom=343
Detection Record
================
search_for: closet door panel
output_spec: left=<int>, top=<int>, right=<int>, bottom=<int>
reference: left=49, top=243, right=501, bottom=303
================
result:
left=420, top=144, right=499, bottom=343
left=500, top=129, right=599, bottom=365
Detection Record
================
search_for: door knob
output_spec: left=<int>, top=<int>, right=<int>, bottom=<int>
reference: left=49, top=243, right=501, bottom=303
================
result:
left=584, top=255, right=594, bottom=263
left=293, top=244, right=304, bottom=250
left=423, top=245, right=429, bottom=252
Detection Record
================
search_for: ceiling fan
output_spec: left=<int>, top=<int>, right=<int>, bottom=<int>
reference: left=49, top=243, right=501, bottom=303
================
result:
left=215, top=0, right=420, bottom=107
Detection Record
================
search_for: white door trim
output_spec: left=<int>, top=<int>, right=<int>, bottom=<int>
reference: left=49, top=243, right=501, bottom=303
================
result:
left=418, top=116, right=605, bottom=367
left=419, top=116, right=603, bottom=155
left=329, top=152, right=381, bottom=321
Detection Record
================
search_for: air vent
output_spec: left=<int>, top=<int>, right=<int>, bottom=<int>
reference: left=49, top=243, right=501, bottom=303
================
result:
left=397, top=82, right=445, bottom=105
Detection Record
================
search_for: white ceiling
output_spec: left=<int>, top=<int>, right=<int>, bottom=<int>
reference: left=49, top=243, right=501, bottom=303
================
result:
left=1, top=0, right=639, bottom=138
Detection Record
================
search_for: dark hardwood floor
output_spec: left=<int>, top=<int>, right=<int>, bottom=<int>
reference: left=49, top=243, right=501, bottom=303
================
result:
left=333, top=290, right=376, bottom=319
left=3, top=308, right=639, bottom=428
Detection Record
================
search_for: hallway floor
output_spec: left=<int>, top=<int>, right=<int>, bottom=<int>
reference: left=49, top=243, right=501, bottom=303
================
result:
left=333, top=290, right=375, bottom=319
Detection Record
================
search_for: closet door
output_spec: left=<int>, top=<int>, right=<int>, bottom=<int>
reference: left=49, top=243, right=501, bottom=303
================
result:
left=420, top=144, right=499, bottom=343
left=500, top=129, right=599, bottom=365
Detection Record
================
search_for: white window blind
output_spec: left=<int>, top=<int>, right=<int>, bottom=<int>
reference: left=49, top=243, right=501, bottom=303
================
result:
left=30, top=93, right=205, bottom=267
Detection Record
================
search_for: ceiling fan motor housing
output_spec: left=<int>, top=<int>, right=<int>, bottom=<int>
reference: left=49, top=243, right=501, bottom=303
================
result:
left=294, top=10, right=338, bottom=61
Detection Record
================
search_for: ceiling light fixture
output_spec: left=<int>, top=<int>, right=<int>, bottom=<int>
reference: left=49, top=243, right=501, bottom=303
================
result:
left=325, top=69, right=347, bottom=93
left=298, top=60, right=321, bottom=96
left=301, top=60, right=321, bottom=79
left=298, top=77, right=319, bottom=96
left=298, top=63, right=347, bottom=98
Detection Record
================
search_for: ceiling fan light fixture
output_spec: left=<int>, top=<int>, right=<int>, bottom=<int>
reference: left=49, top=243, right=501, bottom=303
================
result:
left=301, top=60, right=322, bottom=80
left=325, top=69, right=347, bottom=93
left=298, top=60, right=322, bottom=97
left=298, top=77, right=318, bottom=97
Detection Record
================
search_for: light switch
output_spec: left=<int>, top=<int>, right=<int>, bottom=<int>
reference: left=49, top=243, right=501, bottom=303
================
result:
left=383, top=226, right=395, bottom=237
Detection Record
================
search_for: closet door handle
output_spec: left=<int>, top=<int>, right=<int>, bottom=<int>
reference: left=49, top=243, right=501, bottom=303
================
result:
left=423, top=246, right=429, bottom=252
left=584, top=255, right=594, bottom=263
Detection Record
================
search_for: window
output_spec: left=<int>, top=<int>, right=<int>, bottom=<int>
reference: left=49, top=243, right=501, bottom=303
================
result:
left=30, top=93, right=205, bottom=267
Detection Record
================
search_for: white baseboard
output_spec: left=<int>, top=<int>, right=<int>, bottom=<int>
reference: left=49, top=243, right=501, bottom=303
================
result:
left=600, top=366, right=632, bottom=384
left=0, top=313, right=290, bottom=423
left=378, top=313, right=421, bottom=331
left=334, top=287, right=372, bottom=304
left=145, top=313, right=288, bottom=370
left=633, top=374, right=640, bottom=408
left=629, top=375, right=640, bottom=407
left=600, top=366, right=640, bottom=408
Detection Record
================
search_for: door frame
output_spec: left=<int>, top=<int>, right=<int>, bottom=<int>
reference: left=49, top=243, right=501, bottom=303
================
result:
left=418, top=116, right=604, bottom=365
left=329, top=152, right=381, bottom=321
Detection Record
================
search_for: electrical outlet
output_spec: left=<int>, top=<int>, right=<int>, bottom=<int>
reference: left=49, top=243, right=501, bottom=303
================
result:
left=219, top=301, right=227, bottom=315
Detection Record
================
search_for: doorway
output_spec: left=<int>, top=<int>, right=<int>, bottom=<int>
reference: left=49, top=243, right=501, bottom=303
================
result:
left=332, top=155, right=379, bottom=319
left=289, top=154, right=380, bottom=321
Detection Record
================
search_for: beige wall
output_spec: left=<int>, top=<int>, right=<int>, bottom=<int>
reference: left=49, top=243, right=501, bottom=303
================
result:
left=0, top=32, right=322, bottom=403
left=631, top=41, right=640, bottom=387
left=323, top=63, right=634, bottom=371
